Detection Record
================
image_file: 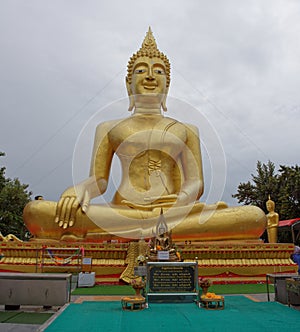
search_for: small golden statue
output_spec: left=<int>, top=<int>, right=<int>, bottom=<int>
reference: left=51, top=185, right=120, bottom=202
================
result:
left=23, top=28, right=266, bottom=243
left=266, top=196, right=279, bottom=243
left=148, top=209, right=179, bottom=261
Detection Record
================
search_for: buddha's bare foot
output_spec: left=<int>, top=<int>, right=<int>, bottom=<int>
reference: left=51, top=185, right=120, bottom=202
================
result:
left=60, top=234, right=86, bottom=242
left=29, top=238, right=61, bottom=244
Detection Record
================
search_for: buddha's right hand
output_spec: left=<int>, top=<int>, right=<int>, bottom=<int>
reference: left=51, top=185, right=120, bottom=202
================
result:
left=54, top=185, right=90, bottom=229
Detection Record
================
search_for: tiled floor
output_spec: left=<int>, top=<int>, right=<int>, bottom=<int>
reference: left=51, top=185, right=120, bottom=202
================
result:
left=72, top=295, right=124, bottom=303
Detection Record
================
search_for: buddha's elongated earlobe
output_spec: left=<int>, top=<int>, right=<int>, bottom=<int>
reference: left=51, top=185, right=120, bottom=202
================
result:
left=161, top=89, right=169, bottom=112
left=126, top=78, right=135, bottom=112
left=128, top=95, right=135, bottom=112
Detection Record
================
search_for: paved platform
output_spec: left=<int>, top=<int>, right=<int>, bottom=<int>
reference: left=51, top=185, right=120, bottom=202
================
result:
left=0, top=323, right=40, bottom=332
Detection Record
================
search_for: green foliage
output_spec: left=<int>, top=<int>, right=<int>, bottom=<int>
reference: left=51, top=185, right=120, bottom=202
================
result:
left=233, top=161, right=300, bottom=220
left=276, top=165, right=300, bottom=219
left=0, top=152, right=32, bottom=240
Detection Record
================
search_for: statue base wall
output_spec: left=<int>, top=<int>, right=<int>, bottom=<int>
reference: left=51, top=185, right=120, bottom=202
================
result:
left=0, top=241, right=297, bottom=284
left=181, top=241, right=298, bottom=283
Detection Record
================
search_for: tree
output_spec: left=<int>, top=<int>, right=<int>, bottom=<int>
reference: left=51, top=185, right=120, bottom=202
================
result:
left=0, top=152, right=32, bottom=240
left=233, top=161, right=300, bottom=220
left=233, top=161, right=279, bottom=212
left=276, top=165, right=300, bottom=220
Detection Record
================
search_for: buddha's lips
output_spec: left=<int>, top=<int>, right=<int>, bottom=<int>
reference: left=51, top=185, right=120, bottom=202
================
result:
left=143, top=84, right=157, bottom=90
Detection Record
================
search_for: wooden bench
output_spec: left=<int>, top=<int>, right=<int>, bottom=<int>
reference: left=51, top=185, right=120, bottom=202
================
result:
left=199, top=295, right=225, bottom=310
left=121, top=296, right=146, bottom=311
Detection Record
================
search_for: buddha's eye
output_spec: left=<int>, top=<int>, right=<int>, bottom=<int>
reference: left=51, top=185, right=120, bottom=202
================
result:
left=135, top=69, right=146, bottom=74
left=154, top=69, right=164, bottom=75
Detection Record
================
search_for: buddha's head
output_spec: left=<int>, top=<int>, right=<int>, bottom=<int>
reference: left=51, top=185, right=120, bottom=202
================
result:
left=266, top=196, right=275, bottom=212
left=126, top=28, right=171, bottom=112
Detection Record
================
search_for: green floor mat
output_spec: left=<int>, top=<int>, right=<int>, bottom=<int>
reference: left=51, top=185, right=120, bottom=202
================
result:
left=0, top=311, right=52, bottom=324
left=72, top=285, right=135, bottom=295
left=44, top=297, right=300, bottom=332
left=0, top=311, right=20, bottom=322
left=72, top=283, right=274, bottom=295
left=209, top=283, right=274, bottom=294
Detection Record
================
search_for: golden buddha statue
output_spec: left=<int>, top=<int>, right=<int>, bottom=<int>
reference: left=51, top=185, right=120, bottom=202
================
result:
left=23, top=28, right=266, bottom=243
left=266, top=196, right=279, bottom=243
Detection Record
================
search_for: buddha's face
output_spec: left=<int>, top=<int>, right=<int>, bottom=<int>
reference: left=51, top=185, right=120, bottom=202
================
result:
left=266, top=200, right=274, bottom=212
left=129, top=56, right=167, bottom=107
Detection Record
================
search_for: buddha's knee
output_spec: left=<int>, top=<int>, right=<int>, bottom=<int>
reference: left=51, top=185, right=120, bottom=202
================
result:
left=23, top=200, right=56, bottom=223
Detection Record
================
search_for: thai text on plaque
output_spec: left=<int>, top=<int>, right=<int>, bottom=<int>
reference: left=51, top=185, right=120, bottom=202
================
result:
left=147, top=262, right=197, bottom=293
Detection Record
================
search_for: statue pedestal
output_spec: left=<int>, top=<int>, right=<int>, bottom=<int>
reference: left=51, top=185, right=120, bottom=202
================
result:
left=182, top=241, right=298, bottom=284
left=0, top=241, right=297, bottom=284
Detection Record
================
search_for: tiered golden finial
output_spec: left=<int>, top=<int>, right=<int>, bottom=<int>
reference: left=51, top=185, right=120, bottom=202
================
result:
left=126, top=27, right=171, bottom=87
left=140, top=27, right=158, bottom=56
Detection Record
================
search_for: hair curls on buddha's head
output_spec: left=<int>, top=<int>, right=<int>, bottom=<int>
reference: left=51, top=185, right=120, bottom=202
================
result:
left=126, top=27, right=171, bottom=88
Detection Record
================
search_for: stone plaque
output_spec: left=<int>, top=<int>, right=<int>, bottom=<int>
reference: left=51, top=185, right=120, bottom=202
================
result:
left=147, top=262, right=197, bottom=293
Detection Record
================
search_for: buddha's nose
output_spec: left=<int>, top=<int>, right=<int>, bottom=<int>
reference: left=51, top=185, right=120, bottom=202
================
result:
left=146, top=66, right=154, bottom=80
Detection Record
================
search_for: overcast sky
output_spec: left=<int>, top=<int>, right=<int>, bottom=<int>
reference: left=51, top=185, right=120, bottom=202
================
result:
left=1, top=0, right=300, bottom=206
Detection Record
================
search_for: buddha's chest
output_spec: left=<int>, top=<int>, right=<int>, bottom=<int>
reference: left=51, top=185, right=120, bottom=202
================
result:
left=108, top=118, right=187, bottom=157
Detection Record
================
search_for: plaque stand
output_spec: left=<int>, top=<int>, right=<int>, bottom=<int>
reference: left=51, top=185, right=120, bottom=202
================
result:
left=145, top=210, right=197, bottom=303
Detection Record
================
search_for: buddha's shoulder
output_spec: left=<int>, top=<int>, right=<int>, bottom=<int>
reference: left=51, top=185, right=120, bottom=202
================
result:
left=184, top=123, right=199, bottom=135
left=95, top=119, right=125, bottom=132
left=163, top=117, right=199, bottom=134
